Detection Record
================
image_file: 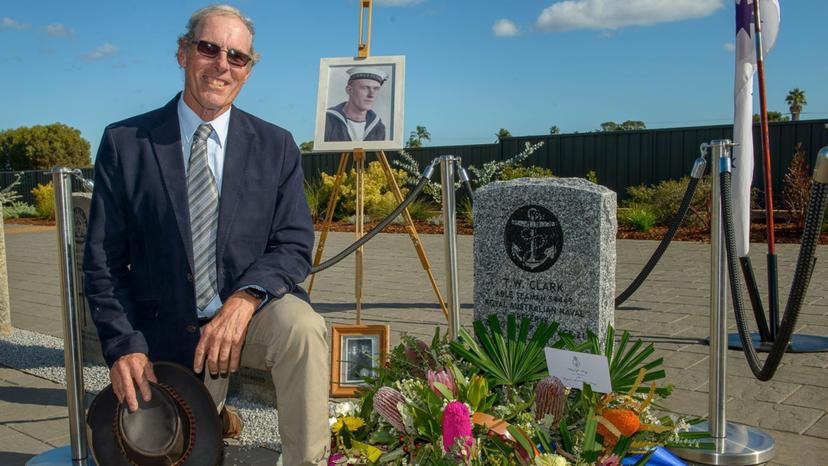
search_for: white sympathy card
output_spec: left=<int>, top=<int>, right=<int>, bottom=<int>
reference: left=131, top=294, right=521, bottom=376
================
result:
left=544, top=347, right=612, bottom=393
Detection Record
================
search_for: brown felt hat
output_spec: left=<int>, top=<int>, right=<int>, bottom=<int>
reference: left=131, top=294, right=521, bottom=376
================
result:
left=86, top=361, right=223, bottom=466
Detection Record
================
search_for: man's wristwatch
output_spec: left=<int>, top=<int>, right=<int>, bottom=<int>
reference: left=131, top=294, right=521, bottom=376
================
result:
left=242, top=287, right=268, bottom=302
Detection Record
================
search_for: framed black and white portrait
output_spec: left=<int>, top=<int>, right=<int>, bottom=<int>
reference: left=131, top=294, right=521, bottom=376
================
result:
left=330, top=324, right=389, bottom=397
left=313, top=55, right=405, bottom=152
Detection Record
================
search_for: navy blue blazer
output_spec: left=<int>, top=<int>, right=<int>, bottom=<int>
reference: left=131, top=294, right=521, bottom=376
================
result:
left=83, top=95, right=314, bottom=368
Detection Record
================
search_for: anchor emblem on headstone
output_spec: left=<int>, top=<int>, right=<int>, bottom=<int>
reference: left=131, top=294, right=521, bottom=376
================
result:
left=504, top=205, right=563, bottom=273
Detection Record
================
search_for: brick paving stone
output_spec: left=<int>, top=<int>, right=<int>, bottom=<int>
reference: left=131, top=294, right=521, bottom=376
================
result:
left=764, top=430, right=827, bottom=466
left=662, top=350, right=708, bottom=370
left=804, top=414, right=828, bottom=439
left=784, top=385, right=828, bottom=411
left=0, top=425, right=51, bottom=465
left=724, top=375, right=802, bottom=404
left=657, top=387, right=709, bottom=418
left=726, top=398, right=823, bottom=434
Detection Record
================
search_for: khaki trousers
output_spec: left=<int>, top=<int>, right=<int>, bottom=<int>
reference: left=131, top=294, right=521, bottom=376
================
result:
left=203, top=294, right=330, bottom=466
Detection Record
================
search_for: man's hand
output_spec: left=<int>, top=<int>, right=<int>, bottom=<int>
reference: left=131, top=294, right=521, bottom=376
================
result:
left=110, top=353, right=157, bottom=412
left=193, top=291, right=259, bottom=376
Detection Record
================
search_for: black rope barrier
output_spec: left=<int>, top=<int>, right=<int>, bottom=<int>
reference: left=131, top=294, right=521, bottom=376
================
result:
left=720, top=169, right=828, bottom=380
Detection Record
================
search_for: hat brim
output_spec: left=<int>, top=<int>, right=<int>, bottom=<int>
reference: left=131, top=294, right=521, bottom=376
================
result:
left=87, top=361, right=223, bottom=466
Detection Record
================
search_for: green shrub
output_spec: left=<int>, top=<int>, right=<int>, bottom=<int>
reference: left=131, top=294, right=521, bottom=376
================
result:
left=319, top=161, right=409, bottom=221
left=499, top=164, right=553, bottom=181
left=585, top=170, right=598, bottom=184
left=2, top=201, right=39, bottom=219
left=304, top=179, right=325, bottom=222
left=619, top=205, right=658, bottom=232
left=403, top=199, right=439, bottom=222
left=624, top=176, right=712, bottom=229
left=31, top=182, right=55, bottom=220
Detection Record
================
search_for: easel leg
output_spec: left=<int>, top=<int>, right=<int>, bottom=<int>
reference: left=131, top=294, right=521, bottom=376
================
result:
left=354, top=149, right=366, bottom=324
left=308, top=152, right=350, bottom=294
left=377, top=151, right=449, bottom=321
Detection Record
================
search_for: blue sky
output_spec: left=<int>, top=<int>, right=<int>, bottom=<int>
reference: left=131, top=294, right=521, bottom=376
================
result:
left=1, top=0, right=825, bottom=158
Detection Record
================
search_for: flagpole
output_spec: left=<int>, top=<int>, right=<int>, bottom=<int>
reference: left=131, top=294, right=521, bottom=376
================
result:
left=752, top=0, right=780, bottom=340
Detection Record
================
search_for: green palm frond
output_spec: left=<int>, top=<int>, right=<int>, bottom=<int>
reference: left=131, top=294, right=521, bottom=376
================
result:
left=450, top=314, right=560, bottom=388
left=561, top=326, right=668, bottom=395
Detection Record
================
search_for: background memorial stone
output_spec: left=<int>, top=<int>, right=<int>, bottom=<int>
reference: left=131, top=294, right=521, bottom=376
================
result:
left=72, top=193, right=106, bottom=365
left=473, top=178, right=616, bottom=343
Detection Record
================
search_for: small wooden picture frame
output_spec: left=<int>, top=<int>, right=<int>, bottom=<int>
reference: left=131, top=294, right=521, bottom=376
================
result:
left=330, top=324, right=389, bottom=397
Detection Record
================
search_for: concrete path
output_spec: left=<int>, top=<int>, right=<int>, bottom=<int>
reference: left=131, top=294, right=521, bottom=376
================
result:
left=1, top=224, right=826, bottom=465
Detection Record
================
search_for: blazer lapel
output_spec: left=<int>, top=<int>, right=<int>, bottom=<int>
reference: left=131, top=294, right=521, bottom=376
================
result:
left=216, top=108, right=255, bottom=264
left=150, top=96, right=195, bottom=273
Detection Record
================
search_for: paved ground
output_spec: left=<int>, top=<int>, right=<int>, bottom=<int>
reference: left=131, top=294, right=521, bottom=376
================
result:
left=1, top=224, right=826, bottom=465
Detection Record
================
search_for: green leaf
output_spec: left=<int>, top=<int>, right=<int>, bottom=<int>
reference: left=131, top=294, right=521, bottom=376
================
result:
left=506, top=425, right=535, bottom=465
left=378, top=447, right=406, bottom=464
left=432, top=381, right=454, bottom=400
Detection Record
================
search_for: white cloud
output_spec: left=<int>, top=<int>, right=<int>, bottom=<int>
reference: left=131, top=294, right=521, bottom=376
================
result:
left=83, top=43, right=118, bottom=61
left=1, top=17, right=28, bottom=30
left=492, top=19, right=520, bottom=37
left=723, top=42, right=736, bottom=52
left=374, top=0, right=425, bottom=5
left=43, top=23, right=75, bottom=38
left=536, top=0, right=724, bottom=32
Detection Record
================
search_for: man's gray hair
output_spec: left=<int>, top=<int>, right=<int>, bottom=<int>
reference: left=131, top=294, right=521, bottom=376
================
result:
left=178, top=4, right=260, bottom=65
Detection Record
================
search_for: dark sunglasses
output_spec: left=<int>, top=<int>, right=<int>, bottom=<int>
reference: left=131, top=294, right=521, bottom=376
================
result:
left=190, top=40, right=253, bottom=67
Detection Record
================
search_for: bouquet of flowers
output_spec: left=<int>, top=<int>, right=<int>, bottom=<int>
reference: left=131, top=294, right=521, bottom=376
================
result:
left=328, top=314, right=710, bottom=465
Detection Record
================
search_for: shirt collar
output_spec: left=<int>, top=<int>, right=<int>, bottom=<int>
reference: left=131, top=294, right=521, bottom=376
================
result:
left=177, top=94, right=231, bottom=148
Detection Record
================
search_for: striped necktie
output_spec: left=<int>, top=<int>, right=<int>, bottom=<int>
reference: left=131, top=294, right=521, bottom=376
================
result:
left=187, top=123, right=218, bottom=309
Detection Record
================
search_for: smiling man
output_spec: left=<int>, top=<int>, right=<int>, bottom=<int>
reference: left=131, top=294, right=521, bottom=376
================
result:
left=83, top=5, right=329, bottom=465
left=324, top=67, right=388, bottom=142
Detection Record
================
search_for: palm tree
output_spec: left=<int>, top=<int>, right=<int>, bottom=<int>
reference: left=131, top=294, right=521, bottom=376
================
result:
left=407, top=125, right=431, bottom=148
left=549, top=125, right=560, bottom=135
left=785, top=88, right=807, bottom=121
left=495, top=128, right=512, bottom=141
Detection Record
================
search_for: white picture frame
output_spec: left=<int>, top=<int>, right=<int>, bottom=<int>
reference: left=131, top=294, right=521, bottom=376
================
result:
left=313, top=55, right=405, bottom=152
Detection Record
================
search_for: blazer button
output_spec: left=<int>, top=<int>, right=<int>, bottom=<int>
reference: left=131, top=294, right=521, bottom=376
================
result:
left=186, top=273, right=194, bottom=283
left=185, top=324, right=198, bottom=333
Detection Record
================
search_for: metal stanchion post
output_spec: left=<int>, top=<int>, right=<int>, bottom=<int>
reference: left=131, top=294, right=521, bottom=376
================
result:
left=27, top=168, right=90, bottom=466
left=440, top=156, right=461, bottom=339
left=671, top=141, right=774, bottom=465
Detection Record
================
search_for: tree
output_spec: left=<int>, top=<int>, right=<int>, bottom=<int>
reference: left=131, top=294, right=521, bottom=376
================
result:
left=619, top=120, right=646, bottom=130
left=495, top=128, right=512, bottom=141
left=753, top=111, right=789, bottom=122
left=0, top=123, right=91, bottom=170
left=785, top=88, right=807, bottom=121
left=601, top=120, right=646, bottom=132
left=406, top=125, right=431, bottom=148
left=299, top=140, right=314, bottom=153
left=549, top=125, right=560, bottom=135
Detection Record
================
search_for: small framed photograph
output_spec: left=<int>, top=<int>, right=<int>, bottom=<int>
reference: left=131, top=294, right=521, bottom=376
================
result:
left=330, top=324, right=390, bottom=397
left=313, top=55, right=405, bottom=152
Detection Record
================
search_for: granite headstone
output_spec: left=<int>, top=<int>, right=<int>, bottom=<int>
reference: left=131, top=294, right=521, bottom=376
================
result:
left=72, top=193, right=107, bottom=365
left=473, top=178, right=616, bottom=343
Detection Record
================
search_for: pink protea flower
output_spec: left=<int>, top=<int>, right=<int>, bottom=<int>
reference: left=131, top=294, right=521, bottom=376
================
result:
left=427, top=369, right=457, bottom=397
left=442, top=401, right=473, bottom=457
left=373, top=387, right=407, bottom=432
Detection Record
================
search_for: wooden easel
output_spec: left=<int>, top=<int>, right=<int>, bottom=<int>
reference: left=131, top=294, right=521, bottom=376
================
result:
left=307, top=0, right=448, bottom=324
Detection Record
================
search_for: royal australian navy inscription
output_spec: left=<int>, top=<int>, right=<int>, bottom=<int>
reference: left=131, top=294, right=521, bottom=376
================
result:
left=505, top=205, right=563, bottom=273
